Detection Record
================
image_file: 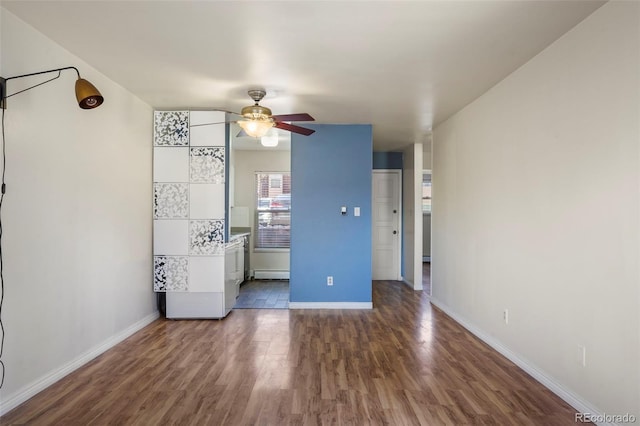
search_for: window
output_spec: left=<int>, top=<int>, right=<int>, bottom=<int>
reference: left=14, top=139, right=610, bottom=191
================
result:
left=422, top=172, right=432, bottom=213
left=269, top=176, right=282, bottom=189
left=256, top=172, right=291, bottom=249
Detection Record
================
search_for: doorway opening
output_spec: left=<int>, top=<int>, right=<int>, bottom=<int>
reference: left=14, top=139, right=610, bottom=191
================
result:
left=422, top=170, right=431, bottom=295
left=230, top=128, right=292, bottom=309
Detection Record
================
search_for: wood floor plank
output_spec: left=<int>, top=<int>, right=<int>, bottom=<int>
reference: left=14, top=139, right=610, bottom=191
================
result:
left=1, top=280, right=590, bottom=425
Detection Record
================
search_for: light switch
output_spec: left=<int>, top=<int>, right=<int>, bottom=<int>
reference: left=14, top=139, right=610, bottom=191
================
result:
left=354, top=207, right=360, bottom=217
left=341, top=206, right=347, bottom=215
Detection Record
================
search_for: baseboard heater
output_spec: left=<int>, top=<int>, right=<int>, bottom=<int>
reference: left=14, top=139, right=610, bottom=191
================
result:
left=253, top=269, right=290, bottom=280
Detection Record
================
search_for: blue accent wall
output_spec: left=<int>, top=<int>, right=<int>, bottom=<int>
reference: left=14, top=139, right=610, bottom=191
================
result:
left=290, top=124, right=372, bottom=303
left=373, top=152, right=403, bottom=169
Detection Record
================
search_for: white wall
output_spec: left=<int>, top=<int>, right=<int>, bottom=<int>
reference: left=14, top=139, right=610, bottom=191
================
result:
left=423, top=139, right=432, bottom=171
left=432, top=1, right=639, bottom=419
left=402, top=143, right=423, bottom=290
left=232, top=149, right=290, bottom=273
left=0, top=11, right=156, bottom=413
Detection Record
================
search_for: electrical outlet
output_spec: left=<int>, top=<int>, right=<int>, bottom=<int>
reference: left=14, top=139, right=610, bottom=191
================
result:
left=327, top=276, right=333, bottom=286
left=503, top=309, right=509, bottom=325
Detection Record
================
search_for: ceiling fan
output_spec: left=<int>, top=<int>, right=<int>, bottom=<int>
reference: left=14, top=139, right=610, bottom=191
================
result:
left=192, top=89, right=315, bottom=138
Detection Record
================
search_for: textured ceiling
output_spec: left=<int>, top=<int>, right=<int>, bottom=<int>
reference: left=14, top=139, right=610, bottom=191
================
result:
left=2, top=1, right=605, bottom=151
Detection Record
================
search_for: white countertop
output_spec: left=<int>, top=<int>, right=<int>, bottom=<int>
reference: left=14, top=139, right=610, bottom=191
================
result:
left=229, top=232, right=250, bottom=241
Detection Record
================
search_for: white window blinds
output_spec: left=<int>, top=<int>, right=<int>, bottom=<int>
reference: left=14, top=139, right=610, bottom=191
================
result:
left=255, top=172, right=291, bottom=248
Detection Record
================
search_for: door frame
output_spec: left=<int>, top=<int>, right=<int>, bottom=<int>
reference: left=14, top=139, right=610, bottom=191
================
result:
left=372, top=169, right=403, bottom=281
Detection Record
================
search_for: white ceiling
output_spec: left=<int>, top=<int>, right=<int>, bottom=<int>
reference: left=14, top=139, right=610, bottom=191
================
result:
left=2, top=1, right=604, bottom=151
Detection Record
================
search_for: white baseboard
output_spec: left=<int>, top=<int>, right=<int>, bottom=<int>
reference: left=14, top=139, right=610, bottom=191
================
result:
left=429, top=298, right=614, bottom=426
left=403, top=278, right=423, bottom=291
left=288, top=302, right=372, bottom=309
left=0, top=311, right=159, bottom=416
left=253, top=270, right=289, bottom=280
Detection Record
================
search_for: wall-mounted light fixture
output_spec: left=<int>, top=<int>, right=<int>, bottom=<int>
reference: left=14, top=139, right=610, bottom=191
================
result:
left=0, top=66, right=104, bottom=110
left=0, top=65, right=103, bottom=390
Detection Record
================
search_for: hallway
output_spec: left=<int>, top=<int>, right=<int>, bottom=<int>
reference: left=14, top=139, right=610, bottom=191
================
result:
left=423, top=262, right=431, bottom=295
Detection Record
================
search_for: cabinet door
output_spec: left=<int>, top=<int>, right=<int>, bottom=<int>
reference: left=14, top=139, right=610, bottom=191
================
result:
left=224, top=247, right=238, bottom=314
left=236, top=245, right=244, bottom=284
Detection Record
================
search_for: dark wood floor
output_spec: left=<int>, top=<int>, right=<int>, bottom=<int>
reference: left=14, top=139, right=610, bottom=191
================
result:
left=1, top=281, right=584, bottom=425
left=423, top=262, right=431, bottom=295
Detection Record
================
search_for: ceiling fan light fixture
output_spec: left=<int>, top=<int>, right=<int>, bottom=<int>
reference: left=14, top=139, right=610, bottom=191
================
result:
left=241, top=104, right=272, bottom=118
left=238, top=119, right=274, bottom=138
left=193, top=89, right=313, bottom=137
left=260, top=129, right=279, bottom=147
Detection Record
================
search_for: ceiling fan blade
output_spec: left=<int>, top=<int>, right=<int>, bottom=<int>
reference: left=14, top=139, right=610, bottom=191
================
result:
left=236, top=129, right=248, bottom=137
left=271, top=113, right=315, bottom=122
left=274, top=122, right=315, bottom=136
left=189, top=109, right=242, bottom=127
left=211, top=108, right=242, bottom=116
left=190, top=121, right=227, bottom=128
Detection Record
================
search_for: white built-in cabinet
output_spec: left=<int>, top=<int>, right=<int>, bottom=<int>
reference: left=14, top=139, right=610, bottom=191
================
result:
left=224, top=238, right=243, bottom=310
left=153, top=110, right=236, bottom=318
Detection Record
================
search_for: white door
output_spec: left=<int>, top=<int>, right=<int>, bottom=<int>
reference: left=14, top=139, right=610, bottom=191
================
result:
left=372, top=170, right=401, bottom=280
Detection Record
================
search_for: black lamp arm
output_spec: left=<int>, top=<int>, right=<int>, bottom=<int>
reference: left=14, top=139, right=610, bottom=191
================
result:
left=1, top=66, right=81, bottom=101
left=5, top=66, right=80, bottom=82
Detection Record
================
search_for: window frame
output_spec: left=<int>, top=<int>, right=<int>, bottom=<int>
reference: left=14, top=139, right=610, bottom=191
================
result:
left=422, top=170, right=432, bottom=214
left=254, top=172, right=291, bottom=251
